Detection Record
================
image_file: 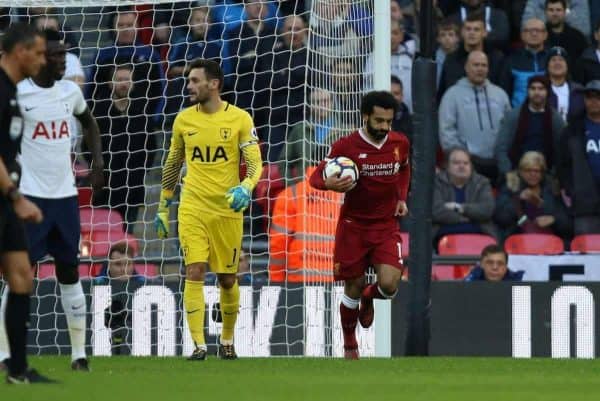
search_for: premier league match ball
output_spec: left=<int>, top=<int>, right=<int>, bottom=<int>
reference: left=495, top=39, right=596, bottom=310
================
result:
left=323, top=156, right=359, bottom=184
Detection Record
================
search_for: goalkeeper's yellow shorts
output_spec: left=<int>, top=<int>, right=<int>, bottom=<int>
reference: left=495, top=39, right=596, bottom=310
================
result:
left=178, top=210, right=242, bottom=273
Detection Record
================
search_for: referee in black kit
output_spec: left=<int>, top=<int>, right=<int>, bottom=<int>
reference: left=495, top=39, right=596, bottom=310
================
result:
left=0, top=22, right=53, bottom=384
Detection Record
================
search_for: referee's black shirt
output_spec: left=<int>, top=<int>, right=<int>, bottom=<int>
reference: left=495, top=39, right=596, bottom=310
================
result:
left=0, top=66, right=23, bottom=175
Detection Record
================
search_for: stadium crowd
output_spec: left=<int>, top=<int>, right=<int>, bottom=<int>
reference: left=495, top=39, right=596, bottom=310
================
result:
left=1, top=0, right=600, bottom=283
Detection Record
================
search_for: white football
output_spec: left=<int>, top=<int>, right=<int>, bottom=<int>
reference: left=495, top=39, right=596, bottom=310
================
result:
left=323, top=156, right=359, bottom=184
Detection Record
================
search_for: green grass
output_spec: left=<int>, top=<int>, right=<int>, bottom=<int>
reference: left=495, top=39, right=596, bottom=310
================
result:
left=3, top=357, right=600, bottom=401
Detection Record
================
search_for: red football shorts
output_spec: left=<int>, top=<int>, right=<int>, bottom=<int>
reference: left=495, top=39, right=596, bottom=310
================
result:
left=333, top=218, right=405, bottom=281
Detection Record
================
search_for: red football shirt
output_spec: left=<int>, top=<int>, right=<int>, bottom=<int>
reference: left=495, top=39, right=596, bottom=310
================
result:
left=310, top=129, right=411, bottom=228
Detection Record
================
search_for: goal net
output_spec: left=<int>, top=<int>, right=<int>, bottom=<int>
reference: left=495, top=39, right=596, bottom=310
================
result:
left=0, top=0, right=379, bottom=357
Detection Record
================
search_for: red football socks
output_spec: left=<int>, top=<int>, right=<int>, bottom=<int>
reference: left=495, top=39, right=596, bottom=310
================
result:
left=339, top=303, right=359, bottom=350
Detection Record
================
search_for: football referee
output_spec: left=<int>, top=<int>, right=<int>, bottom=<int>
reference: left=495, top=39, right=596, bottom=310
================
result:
left=0, top=23, right=53, bottom=384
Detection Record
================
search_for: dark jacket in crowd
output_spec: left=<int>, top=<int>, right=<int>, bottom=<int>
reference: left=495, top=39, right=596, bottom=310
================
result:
left=495, top=102, right=564, bottom=175
left=494, top=176, right=572, bottom=239
left=500, top=47, right=549, bottom=107
left=392, top=102, right=413, bottom=141
left=548, top=81, right=585, bottom=121
left=558, top=115, right=600, bottom=217
left=432, top=170, right=498, bottom=239
left=574, top=47, right=600, bottom=85
left=546, top=23, right=588, bottom=65
left=92, top=98, right=156, bottom=210
left=437, top=43, right=505, bottom=98
left=464, top=265, right=524, bottom=281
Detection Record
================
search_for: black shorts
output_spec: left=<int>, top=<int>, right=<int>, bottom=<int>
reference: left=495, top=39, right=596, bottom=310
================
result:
left=25, top=195, right=79, bottom=265
left=0, top=197, right=29, bottom=253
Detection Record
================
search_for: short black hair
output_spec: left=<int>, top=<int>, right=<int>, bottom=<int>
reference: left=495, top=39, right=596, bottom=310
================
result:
left=43, top=28, right=62, bottom=43
left=187, top=58, right=224, bottom=90
left=1, top=22, right=43, bottom=54
left=464, top=10, right=486, bottom=26
left=360, top=91, right=398, bottom=116
left=545, top=0, right=567, bottom=9
left=481, top=244, right=507, bottom=263
left=391, top=75, right=403, bottom=89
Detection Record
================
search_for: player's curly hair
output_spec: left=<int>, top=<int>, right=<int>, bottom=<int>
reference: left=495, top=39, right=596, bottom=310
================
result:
left=360, top=90, right=398, bottom=116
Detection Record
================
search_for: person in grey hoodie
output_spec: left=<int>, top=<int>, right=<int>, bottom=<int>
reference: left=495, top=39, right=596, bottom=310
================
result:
left=439, top=50, right=511, bottom=183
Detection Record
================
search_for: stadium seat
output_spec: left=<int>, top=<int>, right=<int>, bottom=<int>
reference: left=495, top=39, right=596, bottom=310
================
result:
left=80, top=230, right=139, bottom=258
left=79, top=207, right=124, bottom=234
left=36, top=263, right=92, bottom=279
left=570, top=234, right=600, bottom=253
left=437, top=234, right=497, bottom=255
left=436, top=234, right=496, bottom=280
left=77, top=187, right=92, bottom=206
left=504, top=233, right=564, bottom=255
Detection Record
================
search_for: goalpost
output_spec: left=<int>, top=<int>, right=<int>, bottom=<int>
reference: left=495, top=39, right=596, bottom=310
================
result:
left=1, top=0, right=393, bottom=357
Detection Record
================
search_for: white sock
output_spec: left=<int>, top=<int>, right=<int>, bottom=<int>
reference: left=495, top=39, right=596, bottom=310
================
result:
left=0, top=285, right=10, bottom=361
left=341, top=294, right=359, bottom=309
left=59, top=281, right=87, bottom=361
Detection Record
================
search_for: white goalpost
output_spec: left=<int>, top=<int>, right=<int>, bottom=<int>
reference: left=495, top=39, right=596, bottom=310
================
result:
left=0, top=0, right=392, bottom=358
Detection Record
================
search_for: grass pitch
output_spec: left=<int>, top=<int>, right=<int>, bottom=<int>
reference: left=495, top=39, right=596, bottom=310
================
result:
left=2, top=356, right=600, bottom=401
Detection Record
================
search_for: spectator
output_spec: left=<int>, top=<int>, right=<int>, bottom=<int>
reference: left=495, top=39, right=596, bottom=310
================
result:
left=89, top=7, right=165, bottom=126
left=95, top=241, right=145, bottom=283
left=390, top=75, right=413, bottom=140
left=164, top=6, right=225, bottom=125
left=364, top=19, right=416, bottom=113
left=432, top=148, right=497, bottom=243
left=278, top=88, right=340, bottom=184
left=495, top=75, right=564, bottom=178
left=391, top=0, right=404, bottom=24
left=495, top=151, right=571, bottom=239
left=267, top=14, right=309, bottom=162
left=269, top=166, right=341, bottom=283
left=226, top=0, right=277, bottom=141
left=543, top=0, right=588, bottom=65
left=330, top=57, right=363, bottom=129
left=573, top=21, right=600, bottom=85
left=435, top=19, right=460, bottom=86
left=448, top=0, right=510, bottom=50
left=91, top=63, right=156, bottom=233
left=500, top=18, right=549, bottom=107
left=439, top=51, right=510, bottom=182
left=438, top=11, right=505, bottom=97
left=558, top=80, right=600, bottom=234
left=32, top=15, right=84, bottom=88
left=401, top=0, right=445, bottom=39
left=464, top=244, right=524, bottom=281
left=546, top=46, right=584, bottom=122
left=522, top=0, right=591, bottom=37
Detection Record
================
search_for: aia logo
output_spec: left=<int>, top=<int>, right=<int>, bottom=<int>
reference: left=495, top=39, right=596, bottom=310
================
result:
left=32, top=121, right=70, bottom=140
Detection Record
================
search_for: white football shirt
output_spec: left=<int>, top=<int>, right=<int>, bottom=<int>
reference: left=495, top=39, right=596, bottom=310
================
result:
left=17, top=78, right=87, bottom=198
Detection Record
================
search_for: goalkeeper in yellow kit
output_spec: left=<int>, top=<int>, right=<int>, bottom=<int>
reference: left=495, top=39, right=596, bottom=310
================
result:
left=154, top=59, right=262, bottom=360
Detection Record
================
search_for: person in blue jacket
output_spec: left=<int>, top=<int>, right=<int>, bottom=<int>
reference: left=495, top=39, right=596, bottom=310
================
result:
left=465, top=244, right=525, bottom=281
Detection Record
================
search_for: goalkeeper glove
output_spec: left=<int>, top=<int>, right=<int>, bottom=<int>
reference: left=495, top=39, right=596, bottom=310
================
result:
left=225, top=183, right=251, bottom=212
left=154, top=191, right=173, bottom=239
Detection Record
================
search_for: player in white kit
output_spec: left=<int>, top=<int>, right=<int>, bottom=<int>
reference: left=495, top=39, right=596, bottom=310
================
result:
left=0, top=29, right=104, bottom=372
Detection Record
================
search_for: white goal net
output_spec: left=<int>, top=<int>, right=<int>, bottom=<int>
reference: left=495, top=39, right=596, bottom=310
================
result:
left=0, top=0, right=381, bottom=357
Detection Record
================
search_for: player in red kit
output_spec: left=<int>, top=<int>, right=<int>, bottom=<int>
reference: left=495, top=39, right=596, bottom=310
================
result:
left=310, top=91, right=410, bottom=359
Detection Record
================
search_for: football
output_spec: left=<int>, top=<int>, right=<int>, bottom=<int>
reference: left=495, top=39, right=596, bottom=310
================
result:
left=323, top=156, right=359, bottom=184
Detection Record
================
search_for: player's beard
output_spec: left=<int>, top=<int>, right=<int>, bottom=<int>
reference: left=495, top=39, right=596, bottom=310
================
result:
left=366, top=120, right=388, bottom=141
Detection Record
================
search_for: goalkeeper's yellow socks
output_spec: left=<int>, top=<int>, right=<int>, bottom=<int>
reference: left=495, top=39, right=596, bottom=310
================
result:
left=183, top=280, right=206, bottom=348
left=219, top=281, right=239, bottom=344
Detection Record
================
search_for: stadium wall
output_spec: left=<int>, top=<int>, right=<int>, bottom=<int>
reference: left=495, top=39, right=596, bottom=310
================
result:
left=27, top=279, right=600, bottom=358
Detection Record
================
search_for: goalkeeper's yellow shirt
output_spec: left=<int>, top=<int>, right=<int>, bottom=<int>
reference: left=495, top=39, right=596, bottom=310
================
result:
left=161, top=101, right=262, bottom=218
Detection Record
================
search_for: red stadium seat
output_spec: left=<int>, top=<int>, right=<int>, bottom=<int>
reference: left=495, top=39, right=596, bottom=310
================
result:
left=77, top=187, right=92, bottom=207
left=79, top=207, right=124, bottom=234
left=570, top=234, right=600, bottom=253
left=437, top=234, right=497, bottom=255
left=80, top=231, right=138, bottom=258
left=504, top=233, right=564, bottom=255
left=133, top=263, right=159, bottom=277
left=36, top=263, right=92, bottom=279
left=436, top=234, right=496, bottom=280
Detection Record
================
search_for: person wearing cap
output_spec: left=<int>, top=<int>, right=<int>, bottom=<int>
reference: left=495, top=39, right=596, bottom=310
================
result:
left=543, top=0, right=588, bottom=63
left=546, top=46, right=584, bottom=122
left=495, top=75, right=564, bottom=179
left=558, top=80, right=600, bottom=234
left=574, top=20, right=600, bottom=85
